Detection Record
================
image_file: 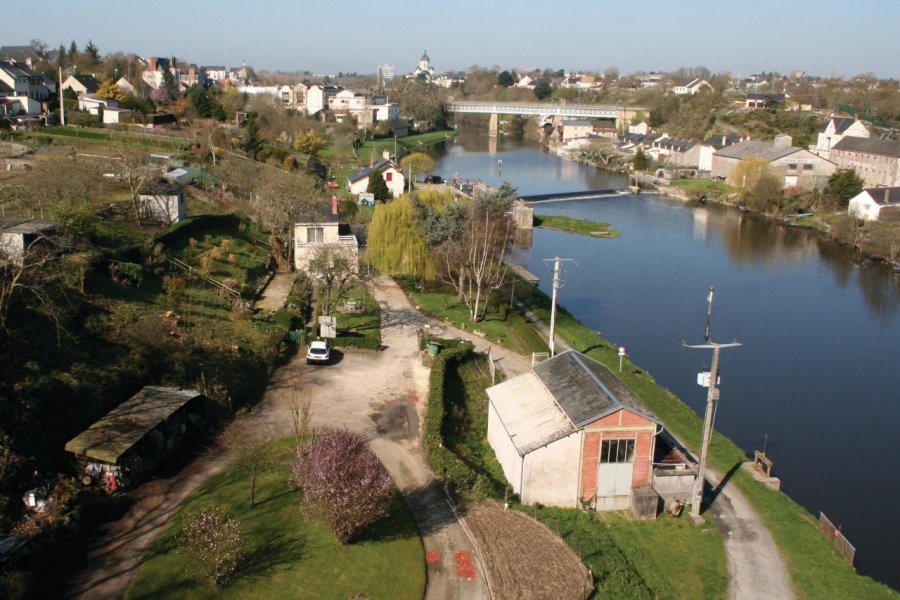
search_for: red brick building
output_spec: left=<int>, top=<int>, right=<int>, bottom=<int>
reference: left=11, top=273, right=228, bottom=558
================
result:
left=487, top=350, right=662, bottom=512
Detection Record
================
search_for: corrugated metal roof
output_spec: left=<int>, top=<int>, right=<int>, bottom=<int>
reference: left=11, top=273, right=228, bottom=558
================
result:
left=65, top=387, right=201, bottom=464
left=486, top=373, right=575, bottom=455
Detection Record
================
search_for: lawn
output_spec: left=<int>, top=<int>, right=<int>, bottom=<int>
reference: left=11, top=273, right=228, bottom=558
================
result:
left=673, top=179, right=738, bottom=197
left=127, top=441, right=425, bottom=600
left=402, top=279, right=547, bottom=354
left=533, top=214, right=620, bottom=238
left=322, top=130, right=458, bottom=167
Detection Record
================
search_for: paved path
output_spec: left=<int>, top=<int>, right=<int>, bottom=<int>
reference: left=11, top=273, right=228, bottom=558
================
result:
left=254, top=271, right=295, bottom=312
left=705, top=466, right=794, bottom=600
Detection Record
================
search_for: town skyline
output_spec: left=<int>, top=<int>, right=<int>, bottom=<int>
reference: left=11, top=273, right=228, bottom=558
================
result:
left=15, top=0, right=900, bottom=79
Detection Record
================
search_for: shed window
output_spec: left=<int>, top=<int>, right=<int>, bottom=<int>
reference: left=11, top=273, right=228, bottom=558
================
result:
left=803, top=164, right=814, bottom=170
left=601, top=439, right=635, bottom=463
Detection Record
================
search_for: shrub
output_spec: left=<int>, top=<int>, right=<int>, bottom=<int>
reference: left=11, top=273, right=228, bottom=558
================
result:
left=332, top=335, right=381, bottom=350
left=423, top=342, right=478, bottom=491
left=291, top=427, right=394, bottom=544
left=176, top=505, right=244, bottom=587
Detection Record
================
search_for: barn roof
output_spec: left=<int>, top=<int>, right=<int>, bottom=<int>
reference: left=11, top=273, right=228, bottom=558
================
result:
left=487, top=350, right=659, bottom=455
left=65, top=387, right=201, bottom=464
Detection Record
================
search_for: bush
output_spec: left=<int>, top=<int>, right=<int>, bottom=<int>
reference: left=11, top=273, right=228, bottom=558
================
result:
left=291, top=427, right=395, bottom=544
left=332, top=335, right=381, bottom=350
left=423, top=342, right=478, bottom=491
left=176, top=505, right=244, bottom=587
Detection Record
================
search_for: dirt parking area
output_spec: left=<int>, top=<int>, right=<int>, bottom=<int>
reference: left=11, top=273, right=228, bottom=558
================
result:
left=464, top=501, right=591, bottom=600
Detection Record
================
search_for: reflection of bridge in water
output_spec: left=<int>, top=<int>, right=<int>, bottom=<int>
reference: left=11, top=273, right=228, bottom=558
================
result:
left=446, top=101, right=647, bottom=135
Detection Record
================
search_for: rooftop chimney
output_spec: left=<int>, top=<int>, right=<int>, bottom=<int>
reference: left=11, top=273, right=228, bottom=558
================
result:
left=332, top=195, right=339, bottom=215
left=149, top=56, right=157, bottom=72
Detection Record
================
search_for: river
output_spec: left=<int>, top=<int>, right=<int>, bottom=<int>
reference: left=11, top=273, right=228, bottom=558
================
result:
left=430, top=128, right=900, bottom=590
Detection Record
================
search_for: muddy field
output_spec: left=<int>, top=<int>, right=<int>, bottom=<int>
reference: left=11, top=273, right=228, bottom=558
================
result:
left=464, top=501, right=591, bottom=600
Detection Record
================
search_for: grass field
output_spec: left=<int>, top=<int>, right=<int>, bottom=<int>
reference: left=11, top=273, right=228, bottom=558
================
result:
left=127, top=441, right=425, bottom=600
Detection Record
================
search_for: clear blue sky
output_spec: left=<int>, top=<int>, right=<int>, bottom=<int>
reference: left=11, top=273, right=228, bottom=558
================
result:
left=18, top=0, right=900, bottom=78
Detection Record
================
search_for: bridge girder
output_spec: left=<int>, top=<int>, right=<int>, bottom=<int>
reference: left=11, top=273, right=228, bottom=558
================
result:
left=447, top=101, right=627, bottom=120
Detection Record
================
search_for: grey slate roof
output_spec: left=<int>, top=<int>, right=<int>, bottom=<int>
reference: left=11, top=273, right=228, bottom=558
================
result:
left=347, top=157, right=395, bottom=183
left=70, top=74, right=100, bottom=93
left=0, top=218, right=62, bottom=235
left=714, top=139, right=800, bottom=161
left=820, top=116, right=857, bottom=134
left=702, top=135, right=745, bottom=150
left=832, top=137, right=900, bottom=158
left=533, top=350, right=660, bottom=427
left=864, top=188, right=900, bottom=206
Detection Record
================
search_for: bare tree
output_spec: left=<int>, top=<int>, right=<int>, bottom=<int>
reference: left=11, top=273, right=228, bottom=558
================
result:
left=217, top=419, right=280, bottom=507
left=251, top=169, right=320, bottom=270
left=287, top=388, right=313, bottom=452
left=0, top=230, right=66, bottom=337
left=307, top=246, right=364, bottom=317
left=109, top=137, right=153, bottom=224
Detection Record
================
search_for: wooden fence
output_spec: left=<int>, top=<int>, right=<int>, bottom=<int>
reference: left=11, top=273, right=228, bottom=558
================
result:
left=819, top=512, right=856, bottom=566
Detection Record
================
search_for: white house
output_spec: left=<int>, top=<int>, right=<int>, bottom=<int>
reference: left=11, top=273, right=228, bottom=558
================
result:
left=293, top=197, right=359, bottom=272
left=138, top=181, right=186, bottom=225
left=0, top=61, right=52, bottom=115
left=847, top=188, right=900, bottom=222
left=347, top=154, right=405, bottom=198
left=141, top=56, right=180, bottom=90
left=487, top=350, right=662, bottom=512
left=812, top=116, right=869, bottom=155
left=115, top=77, right=136, bottom=95
left=78, top=94, right=118, bottom=115
left=61, top=74, right=100, bottom=97
left=306, top=84, right=339, bottom=115
left=672, top=78, right=713, bottom=95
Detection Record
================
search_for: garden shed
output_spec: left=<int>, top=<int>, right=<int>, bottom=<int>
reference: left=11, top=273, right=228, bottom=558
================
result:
left=65, top=387, right=206, bottom=489
left=487, top=350, right=661, bottom=512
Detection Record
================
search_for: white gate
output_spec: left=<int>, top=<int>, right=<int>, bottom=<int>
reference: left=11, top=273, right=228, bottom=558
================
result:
left=596, top=438, right=635, bottom=511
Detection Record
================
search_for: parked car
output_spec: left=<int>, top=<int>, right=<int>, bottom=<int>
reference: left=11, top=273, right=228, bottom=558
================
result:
left=306, top=340, right=331, bottom=364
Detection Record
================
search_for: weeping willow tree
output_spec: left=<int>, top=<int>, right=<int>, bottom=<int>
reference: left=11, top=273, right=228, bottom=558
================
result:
left=365, top=196, right=435, bottom=281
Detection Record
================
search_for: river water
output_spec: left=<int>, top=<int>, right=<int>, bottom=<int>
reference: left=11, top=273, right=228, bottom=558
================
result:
left=431, top=128, right=900, bottom=590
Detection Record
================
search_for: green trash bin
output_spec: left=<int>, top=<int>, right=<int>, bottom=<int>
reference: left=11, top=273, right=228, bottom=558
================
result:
left=426, top=342, right=442, bottom=357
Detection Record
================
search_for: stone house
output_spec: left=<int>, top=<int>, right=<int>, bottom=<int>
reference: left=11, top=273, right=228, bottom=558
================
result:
left=293, top=197, right=359, bottom=273
left=487, top=350, right=662, bottom=512
left=712, top=137, right=836, bottom=190
left=829, top=137, right=900, bottom=188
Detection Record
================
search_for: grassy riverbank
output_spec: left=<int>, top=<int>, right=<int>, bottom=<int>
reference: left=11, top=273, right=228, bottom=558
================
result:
left=409, top=274, right=897, bottom=599
left=509, top=282, right=898, bottom=600
left=533, top=214, right=620, bottom=238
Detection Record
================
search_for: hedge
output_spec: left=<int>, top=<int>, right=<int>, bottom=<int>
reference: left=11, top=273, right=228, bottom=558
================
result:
left=424, top=341, right=478, bottom=491
left=332, top=335, right=381, bottom=350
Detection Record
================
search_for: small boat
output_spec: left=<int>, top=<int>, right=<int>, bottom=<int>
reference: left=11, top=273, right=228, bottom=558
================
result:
left=738, top=203, right=748, bottom=212
left=893, top=263, right=900, bottom=273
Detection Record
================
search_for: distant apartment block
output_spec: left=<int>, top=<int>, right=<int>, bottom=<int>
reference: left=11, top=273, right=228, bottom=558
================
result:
left=377, top=64, right=395, bottom=87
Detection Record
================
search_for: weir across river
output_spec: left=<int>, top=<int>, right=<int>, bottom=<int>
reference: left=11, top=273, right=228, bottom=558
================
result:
left=519, top=188, right=624, bottom=203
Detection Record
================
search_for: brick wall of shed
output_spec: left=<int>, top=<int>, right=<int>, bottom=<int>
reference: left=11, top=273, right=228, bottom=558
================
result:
left=578, top=409, right=656, bottom=503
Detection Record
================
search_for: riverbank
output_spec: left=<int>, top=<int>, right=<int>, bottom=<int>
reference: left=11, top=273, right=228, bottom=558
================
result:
left=506, top=281, right=898, bottom=600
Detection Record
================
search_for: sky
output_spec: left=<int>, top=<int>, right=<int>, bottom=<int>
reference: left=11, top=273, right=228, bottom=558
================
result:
left=16, top=0, right=900, bottom=78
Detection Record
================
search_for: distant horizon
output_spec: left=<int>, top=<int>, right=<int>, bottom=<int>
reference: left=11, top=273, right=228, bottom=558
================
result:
left=14, top=0, right=900, bottom=79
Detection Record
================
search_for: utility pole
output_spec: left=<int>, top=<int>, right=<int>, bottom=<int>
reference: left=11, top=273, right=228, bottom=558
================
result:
left=685, top=287, right=740, bottom=522
left=543, top=257, right=575, bottom=356
left=58, top=66, right=65, bottom=126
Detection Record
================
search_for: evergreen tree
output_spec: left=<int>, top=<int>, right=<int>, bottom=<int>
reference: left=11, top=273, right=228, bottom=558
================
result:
left=366, top=169, right=391, bottom=202
left=821, top=168, right=864, bottom=210
left=68, top=40, right=78, bottom=62
left=190, top=87, right=213, bottom=117
left=633, top=149, right=649, bottom=171
left=55, top=45, right=67, bottom=69
left=497, top=71, right=515, bottom=87
left=162, top=66, right=178, bottom=99
left=241, top=117, right=263, bottom=158
left=533, top=81, right=552, bottom=100
left=84, top=40, right=100, bottom=65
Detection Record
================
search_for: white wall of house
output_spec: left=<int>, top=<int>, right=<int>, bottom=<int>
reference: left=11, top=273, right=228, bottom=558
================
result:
left=815, top=120, right=869, bottom=153
left=102, top=107, right=132, bottom=124
left=698, top=146, right=715, bottom=171
left=348, top=168, right=405, bottom=198
left=848, top=192, right=881, bottom=221
left=487, top=400, right=524, bottom=495
left=0, top=233, right=26, bottom=265
left=292, top=222, right=358, bottom=272
left=519, top=432, right=582, bottom=507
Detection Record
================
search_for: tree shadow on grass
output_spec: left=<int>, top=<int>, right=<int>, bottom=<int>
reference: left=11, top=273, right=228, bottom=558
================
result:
left=351, top=493, right=421, bottom=546
left=232, top=530, right=307, bottom=583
